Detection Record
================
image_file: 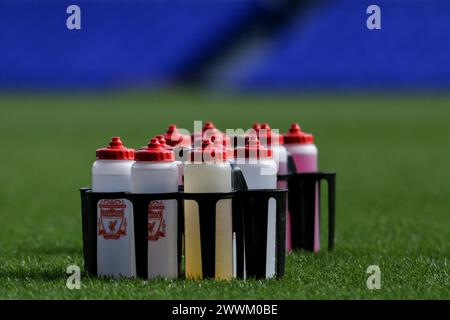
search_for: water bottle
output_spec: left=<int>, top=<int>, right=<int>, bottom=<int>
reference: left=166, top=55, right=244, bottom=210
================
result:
left=254, top=123, right=292, bottom=253
left=131, top=138, right=179, bottom=278
left=163, top=125, right=191, bottom=186
left=183, top=139, right=233, bottom=279
left=234, top=136, right=277, bottom=278
left=284, top=123, right=319, bottom=252
left=92, top=137, right=136, bottom=277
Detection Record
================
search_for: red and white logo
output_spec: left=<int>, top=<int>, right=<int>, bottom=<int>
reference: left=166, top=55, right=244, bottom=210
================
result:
left=148, top=200, right=166, bottom=241
left=97, top=199, right=127, bottom=240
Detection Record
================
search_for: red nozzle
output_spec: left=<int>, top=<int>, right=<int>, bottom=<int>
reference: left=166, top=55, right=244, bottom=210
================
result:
left=96, top=137, right=135, bottom=160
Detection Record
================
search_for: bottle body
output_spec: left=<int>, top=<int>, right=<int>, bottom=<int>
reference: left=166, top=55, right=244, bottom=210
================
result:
left=183, top=162, right=233, bottom=279
left=285, top=144, right=318, bottom=173
left=272, top=144, right=288, bottom=180
left=285, top=143, right=320, bottom=252
left=236, top=158, right=278, bottom=278
left=92, top=160, right=134, bottom=192
left=173, top=146, right=191, bottom=186
left=92, top=159, right=136, bottom=278
left=271, top=144, right=292, bottom=253
left=131, top=161, right=179, bottom=278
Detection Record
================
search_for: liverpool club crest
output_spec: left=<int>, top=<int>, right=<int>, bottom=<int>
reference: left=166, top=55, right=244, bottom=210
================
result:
left=98, top=199, right=127, bottom=240
left=148, top=200, right=166, bottom=241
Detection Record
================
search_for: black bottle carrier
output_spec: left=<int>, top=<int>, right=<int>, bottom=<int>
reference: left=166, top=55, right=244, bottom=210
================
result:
left=80, top=166, right=287, bottom=279
left=278, top=156, right=336, bottom=252
left=80, top=160, right=336, bottom=279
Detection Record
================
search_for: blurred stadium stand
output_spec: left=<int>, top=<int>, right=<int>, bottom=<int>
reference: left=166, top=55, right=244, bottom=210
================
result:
left=0, top=0, right=264, bottom=89
left=0, top=0, right=449, bottom=90
left=219, top=0, right=450, bottom=90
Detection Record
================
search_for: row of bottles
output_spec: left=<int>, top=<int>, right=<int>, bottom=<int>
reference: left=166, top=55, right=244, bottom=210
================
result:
left=91, top=122, right=318, bottom=279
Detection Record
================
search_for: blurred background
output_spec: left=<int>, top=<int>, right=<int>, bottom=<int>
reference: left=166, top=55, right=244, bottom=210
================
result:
left=1, top=0, right=449, bottom=91
left=0, top=0, right=449, bottom=299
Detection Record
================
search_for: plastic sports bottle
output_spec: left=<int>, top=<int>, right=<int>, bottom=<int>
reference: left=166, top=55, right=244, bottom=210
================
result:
left=283, top=123, right=319, bottom=252
left=131, top=138, right=179, bottom=278
left=183, top=139, right=233, bottom=279
left=92, top=137, right=135, bottom=192
left=164, top=125, right=191, bottom=186
left=202, top=121, right=227, bottom=141
left=202, top=121, right=232, bottom=152
left=154, top=135, right=170, bottom=148
left=235, top=136, right=277, bottom=278
left=255, top=123, right=292, bottom=253
left=92, top=137, right=136, bottom=277
left=164, top=124, right=191, bottom=148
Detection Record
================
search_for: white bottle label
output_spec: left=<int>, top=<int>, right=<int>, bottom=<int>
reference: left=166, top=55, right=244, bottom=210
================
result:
left=97, top=199, right=135, bottom=278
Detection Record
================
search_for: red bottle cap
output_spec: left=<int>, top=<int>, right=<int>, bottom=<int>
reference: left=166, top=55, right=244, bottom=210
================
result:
left=202, top=121, right=231, bottom=148
left=164, top=124, right=191, bottom=147
left=96, top=137, right=135, bottom=160
left=283, top=123, right=314, bottom=144
left=257, top=123, right=284, bottom=145
left=154, top=135, right=173, bottom=150
left=135, top=138, right=174, bottom=162
left=209, top=135, right=234, bottom=159
left=234, top=136, right=272, bottom=159
left=202, top=121, right=216, bottom=131
left=190, top=138, right=228, bottom=162
left=252, top=123, right=261, bottom=131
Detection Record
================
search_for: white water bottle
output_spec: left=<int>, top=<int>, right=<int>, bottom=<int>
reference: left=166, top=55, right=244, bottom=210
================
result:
left=201, top=121, right=232, bottom=148
left=183, top=139, right=233, bottom=279
left=257, top=123, right=288, bottom=180
left=163, top=125, right=192, bottom=186
left=235, top=136, right=278, bottom=278
left=92, top=137, right=136, bottom=278
left=131, top=138, right=179, bottom=278
left=255, top=123, right=292, bottom=253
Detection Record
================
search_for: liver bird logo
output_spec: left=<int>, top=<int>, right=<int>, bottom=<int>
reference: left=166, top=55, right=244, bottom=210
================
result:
left=109, top=220, right=118, bottom=233
left=97, top=199, right=127, bottom=240
left=148, top=200, right=166, bottom=241
left=148, top=221, right=157, bottom=234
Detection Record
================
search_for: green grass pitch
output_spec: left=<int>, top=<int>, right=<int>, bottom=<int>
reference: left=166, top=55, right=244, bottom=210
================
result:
left=0, top=91, right=449, bottom=299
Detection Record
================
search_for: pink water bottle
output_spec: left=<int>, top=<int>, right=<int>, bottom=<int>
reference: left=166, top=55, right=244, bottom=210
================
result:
left=283, top=123, right=320, bottom=252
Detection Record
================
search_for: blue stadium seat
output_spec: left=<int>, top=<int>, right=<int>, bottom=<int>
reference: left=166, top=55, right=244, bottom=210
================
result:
left=225, top=0, right=450, bottom=90
left=0, top=0, right=261, bottom=88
